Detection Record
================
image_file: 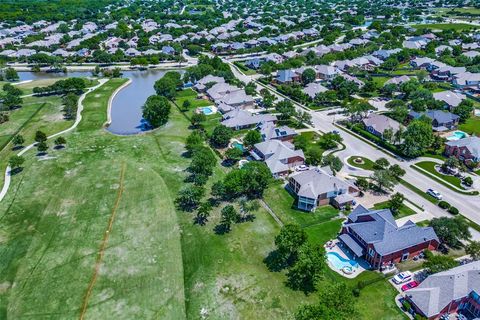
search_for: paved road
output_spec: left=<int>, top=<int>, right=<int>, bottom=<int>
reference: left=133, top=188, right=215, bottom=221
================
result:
left=225, top=60, right=480, bottom=224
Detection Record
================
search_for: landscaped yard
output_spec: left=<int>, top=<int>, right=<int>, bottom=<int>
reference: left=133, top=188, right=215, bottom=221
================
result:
left=413, top=161, right=466, bottom=190
left=347, top=156, right=375, bottom=171
left=372, top=201, right=417, bottom=219
left=412, top=23, right=479, bottom=31
left=459, top=116, right=480, bottom=136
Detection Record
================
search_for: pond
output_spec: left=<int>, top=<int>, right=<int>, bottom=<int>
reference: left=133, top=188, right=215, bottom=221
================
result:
left=17, top=69, right=183, bottom=135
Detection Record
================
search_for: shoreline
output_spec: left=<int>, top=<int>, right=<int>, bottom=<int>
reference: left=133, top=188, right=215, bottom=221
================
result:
left=11, top=63, right=193, bottom=72
left=104, top=78, right=132, bottom=128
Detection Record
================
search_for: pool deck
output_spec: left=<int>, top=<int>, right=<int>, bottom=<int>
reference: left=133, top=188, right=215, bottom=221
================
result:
left=325, top=239, right=369, bottom=279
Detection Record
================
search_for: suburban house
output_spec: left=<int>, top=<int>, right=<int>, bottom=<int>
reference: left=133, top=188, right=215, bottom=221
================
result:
left=408, top=110, right=460, bottom=132
left=257, top=121, right=297, bottom=142
left=276, top=69, right=301, bottom=84
left=339, top=206, right=439, bottom=270
left=314, top=65, right=339, bottom=80
left=433, top=90, right=466, bottom=109
left=194, top=75, right=225, bottom=92
left=406, top=261, right=480, bottom=320
left=222, top=109, right=277, bottom=130
left=454, top=72, right=480, bottom=89
left=206, top=82, right=254, bottom=109
left=288, top=168, right=359, bottom=211
left=362, top=114, right=402, bottom=138
left=384, top=75, right=411, bottom=86
left=445, top=136, right=480, bottom=164
left=410, top=57, right=435, bottom=69
left=303, top=82, right=328, bottom=99
left=431, top=66, right=466, bottom=81
left=250, top=140, right=305, bottom=177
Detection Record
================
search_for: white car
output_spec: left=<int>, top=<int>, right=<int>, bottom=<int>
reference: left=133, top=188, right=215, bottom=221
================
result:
left=297, top=165, right=308, bottom=171
left=392, top=271, right=413, bottom=284
left=427, top=189, right=443, bottom=200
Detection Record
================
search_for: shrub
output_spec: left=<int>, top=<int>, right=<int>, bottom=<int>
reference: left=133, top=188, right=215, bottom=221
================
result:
left=438, top=201, right=451, bottom=210
left=352, top=288, right=360, bottom=297
left=448, top=206, right=459, bottom=215
left=463, top=176, right=473, bottom=187
left=402, top=300, right=412, bottom=311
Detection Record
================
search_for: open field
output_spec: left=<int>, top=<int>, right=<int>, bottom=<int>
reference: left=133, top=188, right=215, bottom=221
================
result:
left=0, top=78, right=320, bottom=319
left=459, top=116, right=480, bottom=136
left=412, top=23, right=479, bottom=31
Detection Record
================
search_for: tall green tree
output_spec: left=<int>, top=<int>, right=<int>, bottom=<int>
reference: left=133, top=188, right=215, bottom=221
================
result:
left=142, top=95, right=171, bottom=128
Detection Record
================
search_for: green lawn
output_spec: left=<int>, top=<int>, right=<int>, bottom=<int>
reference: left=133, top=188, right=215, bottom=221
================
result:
left=459, top=116, right=480, bottom=136
left=414, top=161, right=466, bottom=190
left=0, top=78, right=319, bottom=319
left=263, top=182, right=340, bottom=227
left=412, top=23, right=479, bottom=31
left=347, top=156, right=376, bottom=171
left=372, top=201, right=417, bottom=219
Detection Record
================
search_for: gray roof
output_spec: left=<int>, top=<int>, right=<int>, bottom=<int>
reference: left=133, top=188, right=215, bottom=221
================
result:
left=253, top=140, right=304, bottom=174
left=446, top=136, right=480, bottom=158
left=289, top=168, right=357, bottom=199
left=339, top=233, right=364, bottom=256
left=409, top=110, right=459, bottom=124
left=433, top=90, right=466, bottom=108
left=362, top=114, right=401, bottom=135
left=303, top=82, right=328, bottom=99
left=346, top=209, right=439, bottom=256
left=384, top=75, right=411, bottom=86
left=258, top=121, right=297, bottom=141
left=408, top=261, right=480, bottom=317
left=222, top=109, right=276, bottom=128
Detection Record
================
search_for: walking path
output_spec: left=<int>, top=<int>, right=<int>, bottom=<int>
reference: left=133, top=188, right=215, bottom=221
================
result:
left=0, top=79, right=108, bottom=202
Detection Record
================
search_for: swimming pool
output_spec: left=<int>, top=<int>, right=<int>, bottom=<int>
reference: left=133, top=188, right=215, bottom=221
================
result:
left=200, top=107, right=215, bottom=115
left=232, top=141, right=245, bottom=152
left=446, top=130, right=468, bottom=141
left=326, top=252, right=359, bottom=271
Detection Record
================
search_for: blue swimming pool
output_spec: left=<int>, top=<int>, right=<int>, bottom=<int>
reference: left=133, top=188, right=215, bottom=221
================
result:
left=447, top=130, right=468, bottom=141
left=326, top=252, right=359, bottom=271
left=200, top=107, right=215, bottom=115
left=232, top=141, right=245, bottom=152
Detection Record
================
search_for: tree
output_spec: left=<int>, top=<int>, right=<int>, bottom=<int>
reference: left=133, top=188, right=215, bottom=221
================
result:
left=188, top=146, right=217, bottom=180
left=195, top=202, right=212, bottom=225
left=306, top=147, right=323, bottom=166
left=318, top=132, right=342, bottom=150
left=245, top=82, right=256, bottom=96
left=35, top=131, right=47, bottom=143
left=356, top=177, right=369, bottom=191
left=275, top=100, right=296, bottom=120
left=295, top=282, right=358, bottom=320
left=142, top=95, right=171, bottom=128
left=321, top=154, right=343, bottom=175
left=2, top=92, right=23, bottom=109
left=243, top=130, right=262, bottom=148
left=175, top=185, right=205, bottom=211
left=424, top=251, right=458, bottom=274
left=4, top=68, right=19, bottom=81
left=185, top=131, right=203, bottom=155
left=54, top=136, right=66, bottom=146
left=453, top=100, right=474, bottom=123
left=297, top=111, right=312, bottom=126
left=8, top=155, right=25, bottom=170
left=415, top=70, right=429, bottom=83
left=154, top=71, right=182, bottom=99
left=466, top=241, right=480, bottom=260
left=401, top=119, right=434, bottom=158
left=389, top=164, right=406, bottom=179
left=182, top=99, right=191, bottom=111
left=374, top=157, right=390, bottom=170
left=190, top=113, right=206, bottom=128
left=12, top=135, right=24, bottom=147
left=225, top=147, right=243, bottom=163
left=383, top=127, right=393, bottom=143
left=286, top=243, right=326, bottom=293
left=275, top=224, right=308, bottom=265
left=221, top=162, right=272, bottom=199
left=293, top=134, right=308, bottom=150
left=219, top=205, right=239, bottom=232
left=210, top=125, right=233, bottom=148
left=429, top=217, right=471, bottom=248
left=389, top=192, right=405, bottom=215
left=370, top=169, right=396, bottom=191
left=301, top=68, right=316, bottom=85
left=37, top=141, right=48, bottom=153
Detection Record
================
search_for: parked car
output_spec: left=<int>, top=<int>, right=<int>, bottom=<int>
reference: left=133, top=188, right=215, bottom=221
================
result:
left=393, top=271, right=413, bottom=284
left=331, top=130, right=340, bottom=135
left=401, top=280, right=419, bottom=291
left=427, top=189, right=443, bottom=200
left=297, top=165, right=308, bottom=171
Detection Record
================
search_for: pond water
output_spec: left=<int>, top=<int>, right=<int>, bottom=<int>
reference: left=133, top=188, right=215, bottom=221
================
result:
left=17, top=69, right=182, bottom=135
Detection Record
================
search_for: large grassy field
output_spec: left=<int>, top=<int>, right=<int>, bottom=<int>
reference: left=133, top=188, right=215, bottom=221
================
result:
left=0, top=78, right=319, bottom=319
left=459, top=116, right=480, bottom=136
left=412, top=23, right=478, bottom=31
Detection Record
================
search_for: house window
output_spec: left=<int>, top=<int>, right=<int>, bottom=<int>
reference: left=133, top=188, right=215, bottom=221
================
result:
left=368, top=248, right=375, bottom=257
left=401, top=252, right=409, bottom=261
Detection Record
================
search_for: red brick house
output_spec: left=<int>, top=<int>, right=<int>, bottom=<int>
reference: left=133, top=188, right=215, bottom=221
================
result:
left=339, top=205, right=439, bottom=270
left=445, top=136, right=480, bottom=165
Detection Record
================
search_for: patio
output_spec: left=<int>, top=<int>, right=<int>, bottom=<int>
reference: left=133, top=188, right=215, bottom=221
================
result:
left=324, top=239, right=369, bottom=279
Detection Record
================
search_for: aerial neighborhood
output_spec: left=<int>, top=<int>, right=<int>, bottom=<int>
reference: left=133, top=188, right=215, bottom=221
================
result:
left=3, top=0, right=480, bottom=319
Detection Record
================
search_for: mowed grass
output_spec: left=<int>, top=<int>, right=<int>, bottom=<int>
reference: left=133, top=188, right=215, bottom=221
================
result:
left=372, top=201, right=416, bottom=219
left=412, top=23, right=479, bottom=31
left=0, top=78, right=314, bottom=319
left=414, top=161, right=465, bottom=189
left=459, top=116, right=480, bottom=136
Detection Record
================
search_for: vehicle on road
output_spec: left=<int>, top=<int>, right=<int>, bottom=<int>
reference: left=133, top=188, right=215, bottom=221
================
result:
left=427, top=189, right=443, bottom=200
left=297, top=165, right=308, bottom=171
left=393, top=271, right=413, bottom=284
left=401, top=280, right=419, bottom=291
